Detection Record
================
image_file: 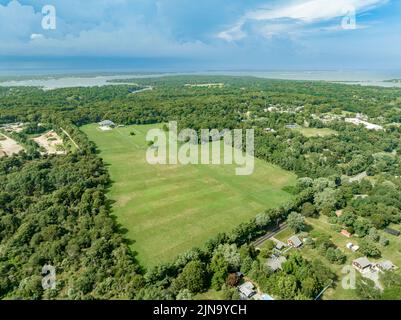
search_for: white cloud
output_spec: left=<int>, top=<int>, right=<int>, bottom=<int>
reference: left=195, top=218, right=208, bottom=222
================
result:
left=246, top=0, right=387, bottom=22
left=30, top=33, right=44, bottom=40
left=0, top=0, right=210, bottom=57
left=218, top=0, right=388, bottom=41
left=217, top=23, right=246, bottom=42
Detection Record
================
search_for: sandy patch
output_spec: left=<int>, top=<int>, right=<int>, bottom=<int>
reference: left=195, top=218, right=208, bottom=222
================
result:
left=33, top=130, right=66, bottom=155
left=0, top=123, right=25, bottom=133
left=0, top=133, right=24, bottom=157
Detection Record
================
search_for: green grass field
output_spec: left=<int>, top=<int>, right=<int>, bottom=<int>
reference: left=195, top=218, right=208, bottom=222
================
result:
left=293, top=127, right=338, bottom=137
left=273, top=228, right=294, bottom=243
left=82, top=123, right=296, bottom=267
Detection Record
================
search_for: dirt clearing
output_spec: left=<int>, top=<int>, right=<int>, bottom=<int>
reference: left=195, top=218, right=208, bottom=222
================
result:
left=33, top=130, right=66, bottom=155
left=0, top=133, right=24, bottom=157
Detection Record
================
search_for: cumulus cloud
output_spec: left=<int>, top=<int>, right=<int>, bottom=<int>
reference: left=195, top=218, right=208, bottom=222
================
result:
left=246, top=0, right=387, bottom=22
left=0, top=0, right=212, bottom=57
left=217, top=0, right=389, bottom=41
left=217, top=23, right=246, bottom=42
left=0, top=0, right=399, bottom=70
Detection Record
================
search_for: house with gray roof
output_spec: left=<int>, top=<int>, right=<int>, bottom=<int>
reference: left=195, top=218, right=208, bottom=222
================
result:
left=266, top=255, right=287, bottom=272
left=238, top=282, right=256, bottom=300
left=98, top=120, right=116, bottom=130
left=288, top=235, right=303, bottom=248
left=275, top=240, right=286, bottom=251
left=353, top=257, right=372, bottom=272
left=374, top=260, right=397, bottom=272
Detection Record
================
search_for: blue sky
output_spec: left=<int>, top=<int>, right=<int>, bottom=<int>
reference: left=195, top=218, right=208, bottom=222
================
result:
left=1, top=0, right=401, bottom=70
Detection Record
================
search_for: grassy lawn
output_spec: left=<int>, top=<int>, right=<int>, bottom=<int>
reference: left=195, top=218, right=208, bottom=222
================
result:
left=293, top=127, right=338, bottom=138
left=82, top=123, right=296, bottom=268
left=194, top=290, right=225, bottom=300
left=273, top=228, right=294, bottom=243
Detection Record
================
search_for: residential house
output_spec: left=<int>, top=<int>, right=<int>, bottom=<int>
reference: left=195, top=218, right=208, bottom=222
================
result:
left=345, top=118, right=383, bottom=131
left=353, top=257, right=372, bottom=272
left=275, top=241, right=286, bottom=251
left=238, top=282, right=256, bottom=300
left=353, top=194, right=369, bottom=200
left=266, top=255, right=287, bottom=272
left=341, top=230, right=352, bottom=238
left=288, top=235, right=303, bottom=248
left=346, top=243, right=359, bottom=252
left=98, top=120, right=116, bottom=130
left=374, top=260, right=398, bottom=272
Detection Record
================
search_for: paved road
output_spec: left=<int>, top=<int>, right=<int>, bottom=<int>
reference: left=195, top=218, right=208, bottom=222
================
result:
left=253, top=223, right=287, bottom=248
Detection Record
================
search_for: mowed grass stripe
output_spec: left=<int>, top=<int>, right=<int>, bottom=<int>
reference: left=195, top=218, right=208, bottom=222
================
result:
left=82, top=123, right=297, bottom=267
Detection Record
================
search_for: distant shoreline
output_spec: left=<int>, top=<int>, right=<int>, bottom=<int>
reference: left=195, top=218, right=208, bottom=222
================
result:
left=2, top=71, right=401, bottom=89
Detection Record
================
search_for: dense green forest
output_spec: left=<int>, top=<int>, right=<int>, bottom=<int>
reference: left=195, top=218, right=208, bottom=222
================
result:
left=1, top=76, right=401, bottom=299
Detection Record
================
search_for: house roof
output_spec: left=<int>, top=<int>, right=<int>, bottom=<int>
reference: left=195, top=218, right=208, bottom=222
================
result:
left=377, top=260, right=396, bottom=271
left=352, top=245, right=360, bottom=252
left=288, top=235, right=303, bottom=247
left=266, top=256, right=287, bottom=271
left=353, top=257, right=371, bottom=269
left=99, top=120, right=115, bottom=126
left=238, top=282, right=255, bottom=297
left=385, top=228, right=400, bottom=236
left=341, top=230, right=352, bottom=237
left=275, top=241, right=286, bottom=250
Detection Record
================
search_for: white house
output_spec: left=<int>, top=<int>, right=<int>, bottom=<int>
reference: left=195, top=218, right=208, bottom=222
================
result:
left=238, top=282, right=256, bottom=299
left=99, top=120, right=116, bottom=131
left=345, top=118, right=383, bottom=131
left=353, top=257, right=372, bottom=272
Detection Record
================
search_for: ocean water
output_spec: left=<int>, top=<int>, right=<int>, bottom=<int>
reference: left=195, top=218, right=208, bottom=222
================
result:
left=0, top=74, right=170, bottom=90
left=1, top=69, right=401, bottom=89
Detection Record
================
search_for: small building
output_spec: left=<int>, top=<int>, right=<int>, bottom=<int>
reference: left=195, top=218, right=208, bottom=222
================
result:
left=346, top=242, right=359, bottom=252
left=285, top=124, right=299, bottom=129
left=345, top=118, right=383, bottom=131
left=353, top=257, right=372, bottom=272
left=341, top=230, right=352, bottom=238
left=374, top=260, right=397, bottom=272
left=353, top=194, right=369, bottom=200
left=275, top=241, right=286, bottom=251
left=288, top=235, right=303, bottom=248
left=238, top=282, right=256, bottom=299
left=384, top=228, right=400, bottom=237
left=98, top=120, right=116, bottom=130
left=266, top=255, right=287, bottom=272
